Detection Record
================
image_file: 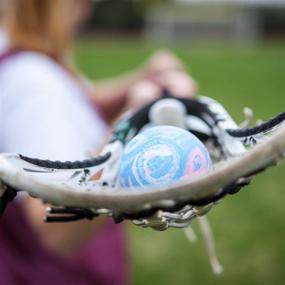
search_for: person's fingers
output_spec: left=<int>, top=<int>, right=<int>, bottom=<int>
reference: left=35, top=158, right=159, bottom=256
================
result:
left=127, top=80, right=161, bottom=110
left=154, top=70, right=198, bottom=97
left=126, top=70, right=198, bottom=114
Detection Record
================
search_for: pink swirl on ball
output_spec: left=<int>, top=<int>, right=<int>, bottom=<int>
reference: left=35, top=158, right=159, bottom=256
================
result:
left=183, top=147, right=210, bottom=178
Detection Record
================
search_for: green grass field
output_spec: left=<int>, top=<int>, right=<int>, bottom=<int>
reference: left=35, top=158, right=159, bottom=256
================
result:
left=75, top=40, right=285, bottom=285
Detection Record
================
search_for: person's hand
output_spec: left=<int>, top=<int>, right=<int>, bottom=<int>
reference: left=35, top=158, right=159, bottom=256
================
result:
left=139, top=49, right=198, bottom=99
left=152, top=69, right=198, bottom=97
left=127, top=69, right=198, bottom=111
left=126, top=71, right=197, bottom=110
left=126, top=80, right=160, bottom=110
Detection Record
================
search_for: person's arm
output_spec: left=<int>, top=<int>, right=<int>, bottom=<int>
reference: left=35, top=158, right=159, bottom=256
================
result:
left=23, top=198, right=106, bottom=256
left=90, top=67, right=146, bottom=122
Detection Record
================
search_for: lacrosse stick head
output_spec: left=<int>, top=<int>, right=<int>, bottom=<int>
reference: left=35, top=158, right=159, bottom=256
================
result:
left=0, top=90, right=284, bottom=230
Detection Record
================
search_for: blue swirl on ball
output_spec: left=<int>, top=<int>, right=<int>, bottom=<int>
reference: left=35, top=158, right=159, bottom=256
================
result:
left=119, top=126, right=211, bottom=190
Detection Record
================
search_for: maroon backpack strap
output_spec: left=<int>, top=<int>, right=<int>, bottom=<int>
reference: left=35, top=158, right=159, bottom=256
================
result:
left=0, top=49, right=22, bottom=64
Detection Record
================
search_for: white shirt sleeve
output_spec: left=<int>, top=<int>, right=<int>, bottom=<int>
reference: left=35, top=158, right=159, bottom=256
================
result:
left=0, top=52, right=107, bottom=161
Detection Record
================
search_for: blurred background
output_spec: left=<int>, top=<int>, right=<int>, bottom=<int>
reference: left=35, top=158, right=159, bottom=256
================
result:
left=77, top=0, right=285, bottom=284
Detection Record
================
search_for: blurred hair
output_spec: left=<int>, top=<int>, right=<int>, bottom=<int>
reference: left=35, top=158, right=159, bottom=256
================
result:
left=0, top=0, right=5, bottom=20
left=4, top=0, right=83, bottom=67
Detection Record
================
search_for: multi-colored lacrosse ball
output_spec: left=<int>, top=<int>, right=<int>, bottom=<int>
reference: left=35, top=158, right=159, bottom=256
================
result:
left=119, top=126, right=212, bottom=190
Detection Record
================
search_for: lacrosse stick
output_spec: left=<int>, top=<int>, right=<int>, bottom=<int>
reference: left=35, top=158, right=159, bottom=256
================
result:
left=0, top=90, right=284, bottom=273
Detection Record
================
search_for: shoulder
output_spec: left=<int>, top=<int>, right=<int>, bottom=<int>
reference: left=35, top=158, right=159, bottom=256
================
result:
left=0, top=51, right=71, bottom=87
left=0, top=51, right=82, bottom=107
